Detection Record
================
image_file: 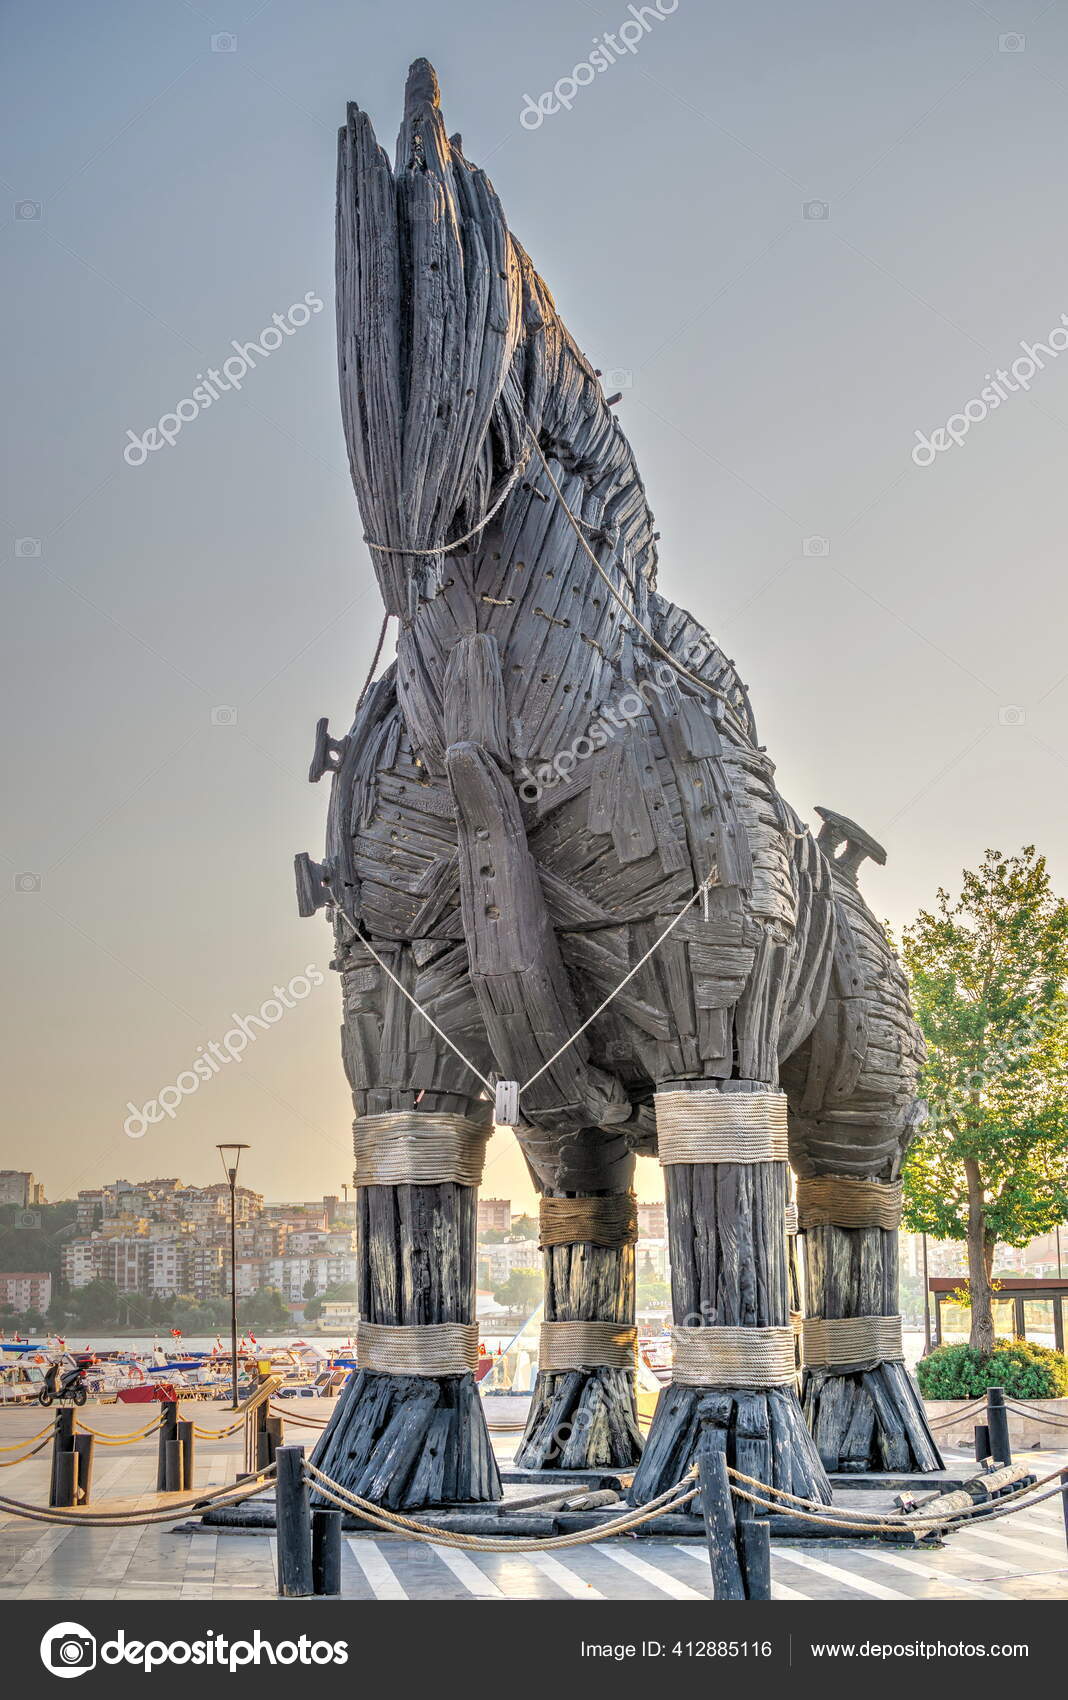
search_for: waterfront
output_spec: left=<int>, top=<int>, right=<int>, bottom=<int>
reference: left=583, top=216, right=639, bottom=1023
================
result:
left=0, top=1401, right=1064, bottom=1602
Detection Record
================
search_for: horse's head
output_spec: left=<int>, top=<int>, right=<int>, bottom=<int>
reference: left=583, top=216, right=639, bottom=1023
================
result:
left=337, top=60, right=658, bottom=617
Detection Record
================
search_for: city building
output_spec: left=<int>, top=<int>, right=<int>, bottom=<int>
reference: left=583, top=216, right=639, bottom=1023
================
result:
left=637, top=1200, right=666, bottom=1238
left=477, top=1198, right=511, bottom=1236
left=478, top=1240, right=540, bottom=1284
left=0, top=1171, right=46, bottom=1208
left=0, top=1272, right=52, bottom=1313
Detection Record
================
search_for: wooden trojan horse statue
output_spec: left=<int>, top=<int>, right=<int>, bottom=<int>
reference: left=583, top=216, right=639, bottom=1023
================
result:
left=297, top=61, right=942, bottom=1511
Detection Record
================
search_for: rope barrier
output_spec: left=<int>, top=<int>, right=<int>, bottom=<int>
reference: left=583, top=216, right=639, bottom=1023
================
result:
left=303, top=1460, right=699, bottom=1552
left=1003, top=1399, right=1068, bottom=1428
left=74, top=1415, right=164, bottom=1443
left=923, top=1398, right=989, bottom=1430
left=0, top=1466, right=277, bottom=1529
left=0, top=1436, right=51, bottom=1467
left=0, top=1423, right=52, bottom=1450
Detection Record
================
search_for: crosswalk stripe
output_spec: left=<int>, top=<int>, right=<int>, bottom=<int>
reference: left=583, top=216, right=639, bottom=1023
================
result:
left=429, top=1543, right=506, bottom=1598
left=522, top=1550, right=605, bottom=1599
left=346, top=1538, right=408, bottom=1599
left=857, top=1544, right=1014, bottom=1600
left=771, top=1579, right=810, bottom=1600
left=773, top=1548, right=908, bottom=1600
left=954, top=1525, right=1066, bottom=1564
left=592, top=1543, right=708, bottom=1600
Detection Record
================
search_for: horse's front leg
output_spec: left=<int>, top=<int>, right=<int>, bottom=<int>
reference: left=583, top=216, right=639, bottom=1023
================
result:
left=308, top=935, right=501, bottom=1511
left=630, top=1076, right=831, bottom=1507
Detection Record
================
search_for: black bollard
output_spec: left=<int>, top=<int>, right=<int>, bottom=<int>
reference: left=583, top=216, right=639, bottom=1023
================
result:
left=1060, top=1467, right=1068, bottom=1553
left=265, top=1415, right=285, bottom=1466
left=312, top=1509, right=342, bottom=1597
left=986, top=1385, right=1012, bottom=1466
left=178, top=1419, right=195, bottom=1492
left=49, top=1409, right=75, bottom=1507
left=974, top=1423, right=991, bottom=1462
left=275, top=1445, right=313, bottom=1598
left=165, top=1437, right=185, bottom=1493
left=72, top=1433, right=94, bottom=1505
left=53, top=1448, right=78, bottom=1509
left=737, top=1518, right=772, bottom=1601
left=696, top=1425, right=746, bottom=1601
left=157, top=1402, right=179, bottom=1490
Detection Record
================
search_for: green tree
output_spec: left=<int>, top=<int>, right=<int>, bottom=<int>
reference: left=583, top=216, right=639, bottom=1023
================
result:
left=902, top=848, right=1068, bottom=1352
left=508, top=1215, right=538, bottom=1242
left=67, top=1278, right=121, bottom=1328
left=304, top=1281, right=357, bottom=1322
left=492, top=1268, right=542, bottom=1314
left=242, top=1287, right=290, bottom=1332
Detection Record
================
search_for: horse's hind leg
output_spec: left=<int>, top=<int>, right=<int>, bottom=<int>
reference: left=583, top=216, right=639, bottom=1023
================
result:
left=514, top=1130, right=643, bottom=1471
left=781, top=856, right=943, bottom=1475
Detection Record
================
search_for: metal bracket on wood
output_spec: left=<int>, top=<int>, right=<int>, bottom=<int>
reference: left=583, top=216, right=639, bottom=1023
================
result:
left=308, top=717, right=348, bottom=783
left=294, top=852, right=333, bottom=918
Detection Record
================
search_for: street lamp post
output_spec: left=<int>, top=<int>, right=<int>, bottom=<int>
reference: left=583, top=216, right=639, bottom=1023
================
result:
left=921, top=1231, right=932, bottom=1357
left=217, top=1144, right=250, bottom=1410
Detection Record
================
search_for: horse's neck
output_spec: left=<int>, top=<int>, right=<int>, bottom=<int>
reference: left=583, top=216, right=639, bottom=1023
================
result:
left=395, top=480, right=652, bottom=770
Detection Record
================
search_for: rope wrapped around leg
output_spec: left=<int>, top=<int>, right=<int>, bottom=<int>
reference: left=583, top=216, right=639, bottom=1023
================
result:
left=355, top=1320, right=480, bottom=1377
left=353, top=1111, right=490, bottom=1186
left=802, top=1314, right=905, bottom=1367
left=538, top=1193, right=638, bottom=1248
left=795, top=1175, right=902, bottom=1230
left=538, top=1321, right=637, bottom=1371
left=670, top=1325, right=797, bottom=1388
left=655, top=1090, right=788, bottom=1164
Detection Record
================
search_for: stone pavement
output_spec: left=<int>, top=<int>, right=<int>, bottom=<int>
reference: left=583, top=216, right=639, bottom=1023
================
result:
left=1, top=1399, right=1064, bottom=1602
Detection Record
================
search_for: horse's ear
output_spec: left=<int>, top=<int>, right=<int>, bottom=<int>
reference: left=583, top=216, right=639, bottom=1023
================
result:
left=338, top=63, right=529, bottom=610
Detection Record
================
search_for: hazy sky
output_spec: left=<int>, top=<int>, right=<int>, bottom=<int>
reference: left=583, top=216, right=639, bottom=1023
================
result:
left=3, top=0, right=1068, bottom=1212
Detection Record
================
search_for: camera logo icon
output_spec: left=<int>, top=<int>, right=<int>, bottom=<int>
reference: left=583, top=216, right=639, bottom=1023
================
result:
left=602, top=367, right=633, bottom=391
left=210, top=705, right=238, bottom=726
left=802, top=536, right=829, bottom=557
left=211, top=32, right=237, bottom=52
left=40, top=1622, right=97, bottom=1678
left=998, top=704, right=1026, bottom=726
left=14, top=200, right=42, bottom=220
left=998, top=33, right=1025, bottom=52
left=16, top=538, right=42, bottom=557
left=17, top=1209, right=42, bottom=1229
left=14, top=872, right=41, bottom=893
left=803, top=200, right=829, bottom=220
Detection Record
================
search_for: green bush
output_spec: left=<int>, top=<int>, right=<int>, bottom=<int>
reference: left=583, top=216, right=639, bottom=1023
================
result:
left=916, top=1337, right=1068, bottom=1401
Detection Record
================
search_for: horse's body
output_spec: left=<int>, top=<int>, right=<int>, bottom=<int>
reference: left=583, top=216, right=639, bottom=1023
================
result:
left=300, top=62, right=940, bottom=1510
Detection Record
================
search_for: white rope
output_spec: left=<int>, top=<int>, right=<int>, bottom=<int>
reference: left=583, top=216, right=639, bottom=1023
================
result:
left=655, top=1089, right=789, bottom=1165
left=802, top=1314, right=905, bottom=1367
left=526, top=430, right=740, bottom=715
left=518, top=872, right=716, bottom=1092
left=670, top=1325, right=797, bottom=1388
left=355, top=1321, right=480, bottom=1377
left=363, top=447, right=533, bottom=557
left=353, top=1111, right=490, bottom=1186
left=538, top=1321, right=637, bottom=1371
left=337, top=872, right=716, bottom=1105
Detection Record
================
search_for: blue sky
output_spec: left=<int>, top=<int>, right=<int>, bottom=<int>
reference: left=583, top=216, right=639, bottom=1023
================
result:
left=3, top=0, right=1068, bottom=1208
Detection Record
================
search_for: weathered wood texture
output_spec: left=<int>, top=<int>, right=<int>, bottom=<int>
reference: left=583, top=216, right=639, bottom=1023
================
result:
left=294, top=61, right=934, bottom=1507
left=800, top=1224, right=943, bottom=1472
left=631, top=1085, right=830, bottom=1505
left=309, top=1175, right=501, bottom=1509
left=515, top=1180, right=642, bottom=1470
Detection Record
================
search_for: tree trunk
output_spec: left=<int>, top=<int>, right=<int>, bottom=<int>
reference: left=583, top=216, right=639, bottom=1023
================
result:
left=965, top=1158, right=995, bottom=1353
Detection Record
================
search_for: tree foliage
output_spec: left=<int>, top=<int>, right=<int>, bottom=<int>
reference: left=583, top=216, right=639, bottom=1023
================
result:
left=492, top=1268, right=542, bottom=1313
left=902, top=847, right=1068, bottom=1347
